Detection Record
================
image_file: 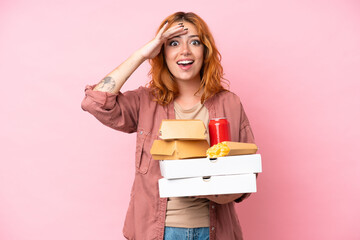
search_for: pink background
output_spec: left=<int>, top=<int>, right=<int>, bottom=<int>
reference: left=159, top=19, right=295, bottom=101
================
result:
left=1, top=0, right=359, bottom=239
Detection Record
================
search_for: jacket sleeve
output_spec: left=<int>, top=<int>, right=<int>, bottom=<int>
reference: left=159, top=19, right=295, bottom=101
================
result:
left=81, top=85, right=141, bottom=133
left=235, top=100, right=256, bottom=203
left=239, top=101, right=255, bottom=144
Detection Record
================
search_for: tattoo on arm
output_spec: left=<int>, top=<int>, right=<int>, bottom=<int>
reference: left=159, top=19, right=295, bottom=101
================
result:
left=98, top=77, right=116, bottom=91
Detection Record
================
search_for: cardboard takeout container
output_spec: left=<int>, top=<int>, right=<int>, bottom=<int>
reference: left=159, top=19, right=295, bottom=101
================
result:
left=151, top=119, right=210, bottom=160
left=220, top=141, right=258, bottom=156
left=150, top=139, right=209, bottom=160
left=158, top=119, right=207, bottom=140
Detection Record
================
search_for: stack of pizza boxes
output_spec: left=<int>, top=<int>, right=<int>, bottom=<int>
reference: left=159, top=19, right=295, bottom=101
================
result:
left=150, top=119, right=262, bottom=198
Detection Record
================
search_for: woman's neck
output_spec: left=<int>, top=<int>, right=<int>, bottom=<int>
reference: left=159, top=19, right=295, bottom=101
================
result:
left=175, top=77, right=203, bottom=109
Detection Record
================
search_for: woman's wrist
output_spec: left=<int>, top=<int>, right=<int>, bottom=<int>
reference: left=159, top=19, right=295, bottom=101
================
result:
left=133, top=48, right=148, bottom=63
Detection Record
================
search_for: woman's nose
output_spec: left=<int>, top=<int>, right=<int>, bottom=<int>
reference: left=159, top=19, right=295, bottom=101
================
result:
left=180, top=43, right=191, bottom=55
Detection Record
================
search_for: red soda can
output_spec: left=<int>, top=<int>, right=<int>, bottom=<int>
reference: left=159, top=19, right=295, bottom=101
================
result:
left=208, top=117, right=231, bottom=146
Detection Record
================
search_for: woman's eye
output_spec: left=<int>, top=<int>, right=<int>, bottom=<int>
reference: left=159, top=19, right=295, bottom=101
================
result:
left=169, top=41, right=179, bottom=46
left=191, top=40, right=201, bottom=45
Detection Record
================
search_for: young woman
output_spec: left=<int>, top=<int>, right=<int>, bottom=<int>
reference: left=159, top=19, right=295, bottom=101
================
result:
left=82, top=12, right=255, bottom=240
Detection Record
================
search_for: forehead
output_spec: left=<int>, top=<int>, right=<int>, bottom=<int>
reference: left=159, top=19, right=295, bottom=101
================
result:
left=170, top=21, right=199, bottom=35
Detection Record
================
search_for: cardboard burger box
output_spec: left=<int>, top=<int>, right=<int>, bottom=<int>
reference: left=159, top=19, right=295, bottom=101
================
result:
left=150, top=120, right=210, bottom=160
left=151, top=140, right=209, bottom=160
left=158, top=119, right=207, bottom=140
left=158, top=173, right=257, bottom=198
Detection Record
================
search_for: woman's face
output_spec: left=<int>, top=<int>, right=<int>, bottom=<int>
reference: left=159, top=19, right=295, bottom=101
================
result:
left=164, top=22, right=204, bottom=83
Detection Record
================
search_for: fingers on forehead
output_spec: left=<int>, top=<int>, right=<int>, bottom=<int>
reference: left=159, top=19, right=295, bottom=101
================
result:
left=164, top=26, right=186, bottom=37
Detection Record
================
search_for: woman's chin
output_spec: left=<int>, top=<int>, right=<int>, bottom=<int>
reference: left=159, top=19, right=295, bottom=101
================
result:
left=173, top=74, right=201, bottom=83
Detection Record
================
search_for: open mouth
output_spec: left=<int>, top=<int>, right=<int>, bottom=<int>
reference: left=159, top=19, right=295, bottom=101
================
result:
left=177, top=60, right=194, bottom=66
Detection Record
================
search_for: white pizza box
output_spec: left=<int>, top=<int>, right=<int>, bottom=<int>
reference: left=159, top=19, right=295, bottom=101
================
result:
left=159, top=154, right=262, bottom=179
left=158, top=173, right=256, bottom=198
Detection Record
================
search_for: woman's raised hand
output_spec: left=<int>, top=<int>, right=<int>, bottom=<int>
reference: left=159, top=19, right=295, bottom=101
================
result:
left=139, top=22, right=188, bottom=60
left=94, top=22, right=188, bottom=93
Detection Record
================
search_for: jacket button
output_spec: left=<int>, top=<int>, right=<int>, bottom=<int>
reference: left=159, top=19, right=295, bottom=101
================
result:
left=211, top=227, right=215, bottom=231
left=140, top=131, right=143, bottom=135
left=212, top=205, right=215, bottom=209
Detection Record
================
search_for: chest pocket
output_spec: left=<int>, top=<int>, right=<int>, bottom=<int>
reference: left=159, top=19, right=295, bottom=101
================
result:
left=135, top=129, right=151, bottom=174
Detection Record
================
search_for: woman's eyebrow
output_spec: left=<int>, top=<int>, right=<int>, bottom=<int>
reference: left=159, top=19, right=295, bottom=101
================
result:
left=168, top=35, right=180, bottom=40
left=168, top=35, right=200, bottom=41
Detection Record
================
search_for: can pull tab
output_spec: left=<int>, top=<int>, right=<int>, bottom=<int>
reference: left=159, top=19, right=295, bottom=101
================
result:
left=202, top=176, right=211, bottom=182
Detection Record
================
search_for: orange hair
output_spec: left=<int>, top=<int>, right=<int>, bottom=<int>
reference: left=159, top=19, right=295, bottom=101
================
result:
left=148, top=12, right=228, bottom=105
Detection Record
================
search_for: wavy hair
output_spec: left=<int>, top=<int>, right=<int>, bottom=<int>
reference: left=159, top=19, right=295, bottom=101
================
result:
left=148, top=12, right=227, bottom=105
